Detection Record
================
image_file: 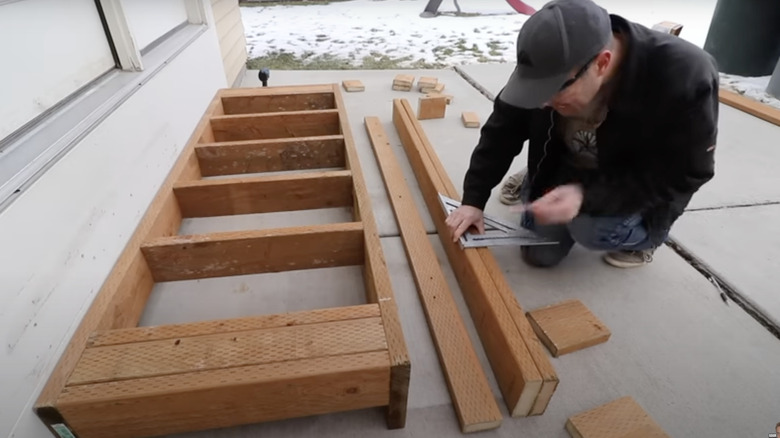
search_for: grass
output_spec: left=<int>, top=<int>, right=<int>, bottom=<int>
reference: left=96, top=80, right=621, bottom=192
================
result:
left=247, top=50, right=446, bottom=70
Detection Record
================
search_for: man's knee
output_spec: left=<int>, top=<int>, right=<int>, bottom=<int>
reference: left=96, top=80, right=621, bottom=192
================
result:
left=567, top=214, right=648, bottom=251
left=521, top=245, right=569, bottom=268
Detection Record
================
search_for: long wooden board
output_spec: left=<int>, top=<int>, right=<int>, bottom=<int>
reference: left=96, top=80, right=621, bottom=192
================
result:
left=392, top=98, right=558, bottom=416
left=141, top=222, right=365, bottom=281
left=221, top=92, right=336, bottom=114
left=365, top=117, right=502, bottom=433
left=173, top=170, right=353, bottom=217
left=210, top=110, right=341, bottom=142
left=719, top=88, right=780, bottom=127
left=196, top=135, right=346, bottom=176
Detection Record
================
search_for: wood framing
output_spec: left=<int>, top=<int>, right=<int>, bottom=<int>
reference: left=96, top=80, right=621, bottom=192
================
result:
left=719, top=88, right=780, bottom=127
left=35, top=84, right=410, bottom=438
left=365, top=117, right=502, bottom=433
left=392, top=98, right=558, bottom=417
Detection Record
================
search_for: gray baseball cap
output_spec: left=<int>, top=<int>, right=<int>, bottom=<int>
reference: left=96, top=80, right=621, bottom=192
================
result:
left=499, top=0, right=612, bottom=108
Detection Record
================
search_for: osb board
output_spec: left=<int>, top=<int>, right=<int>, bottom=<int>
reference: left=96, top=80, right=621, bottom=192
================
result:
left=527, top=299, right=611, bottom=357
left=566, top=396, right=669, bottom=438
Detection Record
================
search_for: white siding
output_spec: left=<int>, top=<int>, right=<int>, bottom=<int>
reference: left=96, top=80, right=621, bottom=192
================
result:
left=1, top=13, right=226, bottom=438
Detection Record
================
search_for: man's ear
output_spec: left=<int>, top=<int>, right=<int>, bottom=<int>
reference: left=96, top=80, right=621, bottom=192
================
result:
left=596, top=50, right=612, bottom=76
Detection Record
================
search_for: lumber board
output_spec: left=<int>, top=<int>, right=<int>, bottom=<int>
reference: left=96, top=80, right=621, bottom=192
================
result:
left=196, top=135, right=346, bottom=176
left=333, top=84, right=410, bottom=428
left=57, top=351, right=391, bottom=438
left=220, top=92, right=336, bottom=114
left=172, top=170, right=353, bottom=217
left=34, top=94, right=222, bottom=422
left=210, top=110, right=341, bottom=142
left=565, top=396, right=670, bottom=438
left=88, top=304, right=380, bottom=347
left=141, top=222, right=365, bottom=282
left=398, top=98, right=558, bottom=414
left=69, top=317, right=387, bottom=385
left=527, top=299, right=611, bottom=357
left=365, top=116, right=501, bottom=433
left=218, top=84, right=335, bottom=98
left=393, top=98, right=558, bottom=416
left=719, top=88, right=780, bottom=127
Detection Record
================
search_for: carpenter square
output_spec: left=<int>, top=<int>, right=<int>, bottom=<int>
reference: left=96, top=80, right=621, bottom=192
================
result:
left=438, top=194, right=559, bottom=249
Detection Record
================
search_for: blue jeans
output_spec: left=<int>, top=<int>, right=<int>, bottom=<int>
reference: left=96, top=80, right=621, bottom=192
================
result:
left=520, top=210, right=657, bottom=267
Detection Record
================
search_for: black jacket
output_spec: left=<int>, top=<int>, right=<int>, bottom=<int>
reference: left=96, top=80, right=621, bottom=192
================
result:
left=462, top=15, right=719, bottom=246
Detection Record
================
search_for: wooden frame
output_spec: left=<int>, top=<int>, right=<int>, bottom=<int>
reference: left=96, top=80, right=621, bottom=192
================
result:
left=392, top=98, right=558, bottom=417
left=34, top=84, right=410, bottom=438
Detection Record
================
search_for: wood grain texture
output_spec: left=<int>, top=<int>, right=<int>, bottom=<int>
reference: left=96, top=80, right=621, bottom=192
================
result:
left=34, top=93, right=223, bottom=418
left=173, top=170, right=353, bottom=217
left=69, top=317, right=386, bottom=385
left=210, top=110, right=341, bottom=142
left=88, top=304, right=380, bottom=347
left=394, top=99, right=551, bottom=417
left=417, top=96, right=447, bottom=120
left=141, top=222, right=365, bottom=281
left=58, top=351, right=391, bottom=438
left=218, top=84, right=335, bottom=98
left=333, top=85, right=410, bottom=429
left=365, top=116, right=502, bottom=433
left=196, top=135, right=346, bottom=176
left=719, top=89, right=780, bottom=127
left=221, top=92, right=336, bottom=114
left=565, top=396, right=670, bottom=438
left=527, top=299, right=611, bottom=357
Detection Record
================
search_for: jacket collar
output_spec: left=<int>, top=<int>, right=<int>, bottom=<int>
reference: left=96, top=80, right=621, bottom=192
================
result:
left=607, top=15, right=650, bottom=114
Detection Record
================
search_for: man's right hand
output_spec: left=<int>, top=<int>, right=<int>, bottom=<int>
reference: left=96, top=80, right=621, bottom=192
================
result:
left=445, top=205, right=485, bottom=242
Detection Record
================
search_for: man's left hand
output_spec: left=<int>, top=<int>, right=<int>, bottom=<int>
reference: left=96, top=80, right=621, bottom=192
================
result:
left=529, top=183, right=584, bottom=225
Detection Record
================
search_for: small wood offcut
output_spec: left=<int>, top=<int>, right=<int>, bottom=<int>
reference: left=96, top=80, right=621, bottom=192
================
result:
left=34, top=84, right=410, bottom=438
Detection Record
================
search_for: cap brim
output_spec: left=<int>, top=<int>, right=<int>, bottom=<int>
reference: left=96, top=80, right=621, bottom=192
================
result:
left=498, top=67, right=571, bottom=109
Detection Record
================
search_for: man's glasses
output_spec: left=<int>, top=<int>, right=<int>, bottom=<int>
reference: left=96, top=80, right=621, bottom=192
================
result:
left=559, top=54, right=599, bottom=91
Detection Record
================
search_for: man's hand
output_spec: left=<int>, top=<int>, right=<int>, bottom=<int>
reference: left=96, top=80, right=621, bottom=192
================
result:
left=529, top=183, right=584, bottom=225
left=445, top=205, right=485, bottom=242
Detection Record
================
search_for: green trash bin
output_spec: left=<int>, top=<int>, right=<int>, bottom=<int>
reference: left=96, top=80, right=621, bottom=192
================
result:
left=703, top=0, right=780, bottom=76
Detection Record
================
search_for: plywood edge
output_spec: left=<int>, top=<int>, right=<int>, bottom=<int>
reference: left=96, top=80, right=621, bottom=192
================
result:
left=34, top=92, right=223, bottom=418
left=332, top=85, right=410, bottom=429
left=719, top=88, right=780, bottom=126
left=365, top=116, right=502, bottom=432
left=88, top=304, right=381, bottom=347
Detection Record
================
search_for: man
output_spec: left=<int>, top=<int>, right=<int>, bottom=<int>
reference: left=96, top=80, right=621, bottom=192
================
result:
left=445, top=0, right=719, bottom=268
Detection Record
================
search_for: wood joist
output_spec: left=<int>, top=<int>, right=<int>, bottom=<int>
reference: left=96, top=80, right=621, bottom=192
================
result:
left=391, top=98, right=558, bottom=417
left=34, top=84, right=409, bottom=438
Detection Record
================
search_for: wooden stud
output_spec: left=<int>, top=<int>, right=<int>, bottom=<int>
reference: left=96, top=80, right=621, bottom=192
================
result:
left=342, top=80, right=365, bottom=92
left=196, top=135, right=346, bottom=176
left=418, top=76, right=438, bottom=92
left=58, top=351, right=391, bottom=438
left=220, top=92, right=335, bottom=115
left=719, top=88, right=780, bottom=127
left=392, top=74, right=414, bottom=91
left=365, top=116, right=502, bottom=433
left=527, top=299, right=611, bottom=357
left=461, top=112, right=481, bottom=128
left=210, top=110, right=341, bottom=142
left=332, top=85, right=410, bottom=429
left=565, top=396, right=670, bottom=438
left=140, top=222, right=365, bottom=282
left=418, top=96, right=447, bottom=120
left=172, top=170, right=353, bottom=217
left=393, top=98, right=559, bottom=416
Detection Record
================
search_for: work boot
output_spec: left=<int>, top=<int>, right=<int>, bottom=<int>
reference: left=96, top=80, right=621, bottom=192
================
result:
left=603, top=248, right=655, bottom=268
left=499, top=168, right=528, bottom=205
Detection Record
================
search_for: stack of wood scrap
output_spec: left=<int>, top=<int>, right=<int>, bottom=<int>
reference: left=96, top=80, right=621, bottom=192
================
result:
left=393, top=74, right=415, bottom=91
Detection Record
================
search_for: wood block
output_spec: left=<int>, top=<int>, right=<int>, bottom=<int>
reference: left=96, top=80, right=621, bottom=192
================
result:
left=418, top=76, right=438, bottom=92
left=392, top=74, right=414, bottom=91
left=461, top=112, right=480, bottom=128
left=417, top=96, right=447, bottom=120
left=342, top=80, right=365, bottom=92
left=527, top=299, right=610, bottom=357
left=426, top=92, right=453, bottom=104
left=566, top=396, right=670, bottom=438
left=651, top=21, right=683, bottom=36
left=432, top=82, right=445, bottom=93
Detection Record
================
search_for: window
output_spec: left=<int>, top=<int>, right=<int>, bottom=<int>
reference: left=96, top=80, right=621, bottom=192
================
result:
left=121, top=0, right=190, bottom=53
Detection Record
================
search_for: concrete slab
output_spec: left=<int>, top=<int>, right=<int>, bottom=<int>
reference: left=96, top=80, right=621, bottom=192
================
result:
left=671, top=204, right=780, bottom=327
left=162, top=238, right=780, bottom=438
left=456, top=64, right=780, bottom=210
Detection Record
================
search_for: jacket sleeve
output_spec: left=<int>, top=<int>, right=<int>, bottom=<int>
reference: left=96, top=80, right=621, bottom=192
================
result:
left=580, top=77, right=719, bottom=216
left=461, top=92, right=533, bottom=210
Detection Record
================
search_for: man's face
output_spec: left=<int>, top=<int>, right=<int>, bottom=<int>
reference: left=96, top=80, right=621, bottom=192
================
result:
left=544, top=51, right=610, bottom=117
